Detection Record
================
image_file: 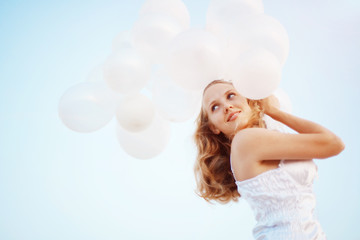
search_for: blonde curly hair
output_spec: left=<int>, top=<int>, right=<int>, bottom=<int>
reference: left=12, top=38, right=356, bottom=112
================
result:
left=193, top=80, right=266, bottom=204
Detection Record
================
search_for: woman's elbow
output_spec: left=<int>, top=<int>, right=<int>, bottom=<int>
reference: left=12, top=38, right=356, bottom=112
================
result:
left=328, top=134, right=345, bottom=157
left=318, top=134, right=345, bottom=159
left=333, top=135, right=345, bottom=155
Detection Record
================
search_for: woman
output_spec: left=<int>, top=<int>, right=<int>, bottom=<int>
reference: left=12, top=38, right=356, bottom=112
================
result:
left=193, top=79, right=344, bottom=239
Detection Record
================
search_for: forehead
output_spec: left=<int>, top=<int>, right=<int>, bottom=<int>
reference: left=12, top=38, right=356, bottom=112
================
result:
left=202, top=83, right=235, bottom=106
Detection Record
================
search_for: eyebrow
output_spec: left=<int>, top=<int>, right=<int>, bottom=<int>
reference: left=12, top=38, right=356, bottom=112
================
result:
left=208, top=89, right=233, bottom=110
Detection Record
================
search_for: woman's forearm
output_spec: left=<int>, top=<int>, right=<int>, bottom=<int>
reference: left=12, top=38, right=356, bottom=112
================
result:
left=266, top=109, right=345, bottom=154
left=267, top=109, right=329, bottom=134
left=263, top=95, right=333, bottom=134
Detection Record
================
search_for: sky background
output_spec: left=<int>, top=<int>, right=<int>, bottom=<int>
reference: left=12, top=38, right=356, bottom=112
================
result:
left=0, top=0, right=359, bottom=239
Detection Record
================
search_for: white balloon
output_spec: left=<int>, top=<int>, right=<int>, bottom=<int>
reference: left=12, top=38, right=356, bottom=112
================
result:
left=116, top=93, right=155, bottom=132
left=152, top=69, right=202, bottom=122
left=58, top=82, right=117, bottom=133
left=164, top=28, right=224, bottom=91
left=230, top=14, right=289, bottom=65
left=263, top=114, right=287, bottom=133
left=117, top=114, right=171, bottom=159
left=103, top=48, right=151, bottom=94
left=112, top=30, right=134, bottom=53
left=132, top=13, right=184, bottom=64
left=206, top=0, right=264, bottom=36
left=139, top=0, right=190, bottom=30
left=225, top=14, right=290, bottom=66
left=86, top=65, right=126, bottom=106
left=230, top=47, right=282, bottom=100
left=273, top=88, right=292, bottom=113
left=86, top=65, right=104, bottom=83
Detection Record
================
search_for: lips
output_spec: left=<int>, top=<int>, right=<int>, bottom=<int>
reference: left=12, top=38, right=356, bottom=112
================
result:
left=227, top=111, right=241, bottom=122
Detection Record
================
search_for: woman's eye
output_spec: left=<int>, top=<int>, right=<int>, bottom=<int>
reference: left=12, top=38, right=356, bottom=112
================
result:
left=227, top=93, right=235, bottom=99
left=211, top=105, right=218, bottom=112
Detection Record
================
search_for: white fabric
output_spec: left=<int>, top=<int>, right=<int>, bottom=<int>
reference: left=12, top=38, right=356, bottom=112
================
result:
left=232, top=159, right=326, bottom=240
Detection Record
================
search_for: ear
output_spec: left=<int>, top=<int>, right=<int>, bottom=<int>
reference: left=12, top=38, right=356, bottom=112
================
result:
left=209, top=124, right=221, bottom=135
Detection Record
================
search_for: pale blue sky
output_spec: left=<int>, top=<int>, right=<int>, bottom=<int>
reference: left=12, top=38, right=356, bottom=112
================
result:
left=0, top=0, right=359, bottom=239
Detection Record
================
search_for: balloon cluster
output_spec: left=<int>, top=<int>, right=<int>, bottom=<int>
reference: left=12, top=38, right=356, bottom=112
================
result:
left=58, top=0, right=291, bottom=159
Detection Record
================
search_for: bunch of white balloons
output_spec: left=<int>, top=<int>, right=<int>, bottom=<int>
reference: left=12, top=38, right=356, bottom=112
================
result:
left=58, top=0, right=291, bottom=159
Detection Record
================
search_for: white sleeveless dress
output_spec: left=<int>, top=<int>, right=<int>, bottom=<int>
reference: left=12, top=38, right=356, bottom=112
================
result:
left=232, top=159, right=327, bottom=240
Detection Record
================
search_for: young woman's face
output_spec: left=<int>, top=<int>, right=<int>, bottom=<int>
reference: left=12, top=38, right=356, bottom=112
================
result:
left=202, top=83, right=252, bottom=138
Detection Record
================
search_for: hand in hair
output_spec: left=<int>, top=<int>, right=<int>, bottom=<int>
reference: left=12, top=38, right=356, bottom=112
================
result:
left=262, top=95, right=280, bottom=117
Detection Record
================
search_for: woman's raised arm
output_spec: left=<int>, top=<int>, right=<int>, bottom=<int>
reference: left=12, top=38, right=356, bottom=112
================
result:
left=231, top=98, right=345, bottom=162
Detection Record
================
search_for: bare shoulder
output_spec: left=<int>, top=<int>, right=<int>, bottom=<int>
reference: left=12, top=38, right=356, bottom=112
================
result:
left=231, top=128, right=265, bottom=163
left=230, top=129, right=281, bottom=180
left=233, top=127, right=270, bottom=140
left=231, top=127, right=291, bottom=162
left=231, top=128, right=274, bottom=154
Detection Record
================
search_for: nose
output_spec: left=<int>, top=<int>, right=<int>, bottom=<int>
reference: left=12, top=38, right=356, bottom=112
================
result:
left=224, top=104, right=233, bottom=113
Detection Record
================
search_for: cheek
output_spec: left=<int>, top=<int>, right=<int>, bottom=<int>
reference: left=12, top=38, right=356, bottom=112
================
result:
left=240, top=98, right=249, bottom=106
left=240, top=99, right=251, bottom=111
left=210, top=114, right=223, bottom=126
left=244, top=106, right=253, bottom=117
